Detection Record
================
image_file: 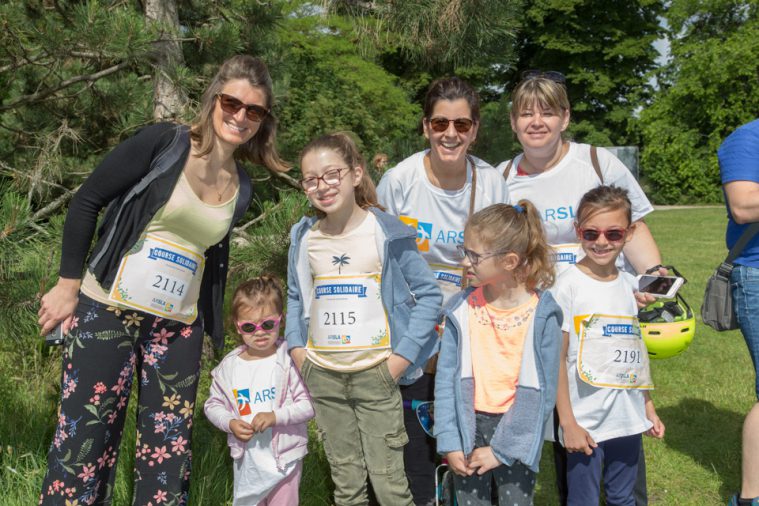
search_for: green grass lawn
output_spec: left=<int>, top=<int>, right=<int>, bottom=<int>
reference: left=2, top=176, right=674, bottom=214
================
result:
left=0, top=207, right=754, bottom=505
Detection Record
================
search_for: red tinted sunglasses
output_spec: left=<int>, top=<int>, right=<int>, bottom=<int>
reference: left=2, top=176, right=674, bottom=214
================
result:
left=236, top=315, right=282, bottom=334
left=428, top=117, right=474, bottom=133
left=216, top=93, right=268, bottom=122
left=577, top=227, right=629, bottom=242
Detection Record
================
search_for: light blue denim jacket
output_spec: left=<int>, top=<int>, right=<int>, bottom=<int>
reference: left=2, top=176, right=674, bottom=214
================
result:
left=284, top=207, right=443, bottom=384
left=434, top=288, right=563, bottom=472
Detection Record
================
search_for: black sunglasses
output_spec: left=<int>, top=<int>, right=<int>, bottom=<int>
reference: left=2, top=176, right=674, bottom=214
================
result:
left=216, top=93, right=269, bottom=122
left=520, top=70, right=567, bottom=85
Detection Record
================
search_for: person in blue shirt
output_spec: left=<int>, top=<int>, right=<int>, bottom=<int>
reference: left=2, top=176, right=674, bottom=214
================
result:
left=719, top=118, right=759, bottom=506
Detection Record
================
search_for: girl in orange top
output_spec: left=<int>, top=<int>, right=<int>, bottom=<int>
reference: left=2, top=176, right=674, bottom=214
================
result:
left=435, top=201, right=563, bottom=506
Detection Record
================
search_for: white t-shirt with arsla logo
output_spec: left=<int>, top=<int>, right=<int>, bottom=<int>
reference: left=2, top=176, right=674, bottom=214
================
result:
left=498, top=143, right=654, bottom=274
left=377, top=150, right=510, bottom=303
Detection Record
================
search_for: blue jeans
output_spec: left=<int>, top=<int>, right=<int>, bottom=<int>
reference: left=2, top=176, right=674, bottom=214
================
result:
left=731, top=265, right=759, bottom=399
left=566, top=434, right=641, bottom=506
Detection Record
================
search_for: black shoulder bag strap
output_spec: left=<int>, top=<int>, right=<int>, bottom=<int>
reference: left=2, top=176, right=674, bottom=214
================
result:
left=726, top=222, right=759, bottom=265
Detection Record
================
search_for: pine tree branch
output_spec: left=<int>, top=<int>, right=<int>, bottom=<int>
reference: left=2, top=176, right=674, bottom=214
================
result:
left=0, top=61, right=130, bottom=111
left=0, top=161, right=72, bottom=193
left=267, top=168, right=300, bottom=190
left=29, top=185, right=80, bottom=223
left=233, top=200, right=285, bottom=235
left=0, top=52, right=53, bottom=74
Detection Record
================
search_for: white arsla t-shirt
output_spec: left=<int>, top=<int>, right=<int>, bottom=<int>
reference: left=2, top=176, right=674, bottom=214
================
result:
left=550, top=266, right=653, bottom=444
left=377, top=150, right=510, bottom=302
left=498, top=143, right=654, bottom=273
left=231, top=354, right=294, bottom=506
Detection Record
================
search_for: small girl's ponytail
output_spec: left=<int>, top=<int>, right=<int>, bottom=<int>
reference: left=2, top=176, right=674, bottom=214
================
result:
left=516, top=199, right=555, bottom=290
left=466, top=201, right=555, bottom=290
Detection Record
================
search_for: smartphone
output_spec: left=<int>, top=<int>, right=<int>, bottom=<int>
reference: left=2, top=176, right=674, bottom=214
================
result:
left=45, top=324, right=64, bottom=346
left=636, top=275, right=684, bottom=298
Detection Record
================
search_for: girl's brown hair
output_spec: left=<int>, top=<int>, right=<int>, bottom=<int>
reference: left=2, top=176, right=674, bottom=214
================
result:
left=510, top=77, right=570, bottom=123
left=190, top=55, right=290, bottom=173
left=575, top=185, right=633, bottom=227
left=230, top=275, right=284, bottom=323
left=466, top=201, right=555, bottom=290
left=299, top=132, right=383, bottom=217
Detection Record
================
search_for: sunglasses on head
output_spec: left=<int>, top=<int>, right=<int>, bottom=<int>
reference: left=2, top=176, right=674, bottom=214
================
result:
left=216, top=93, right=269, bottom=122
left=520, top=69, right=567, bottom=85
left=428, top=117, right=475, bottom=133
left=577, top=227, right=629, bottom=242
left=236, top=314, right=282, bottom=334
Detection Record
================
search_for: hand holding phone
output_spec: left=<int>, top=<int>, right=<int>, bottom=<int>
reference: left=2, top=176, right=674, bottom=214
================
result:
left=636, top=275, right=684, bottom=299
left=45, top=324, right=64, bottom=346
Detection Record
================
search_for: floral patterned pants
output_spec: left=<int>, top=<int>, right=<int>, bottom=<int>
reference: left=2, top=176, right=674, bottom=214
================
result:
left=39, top=293, right=204, bottom=506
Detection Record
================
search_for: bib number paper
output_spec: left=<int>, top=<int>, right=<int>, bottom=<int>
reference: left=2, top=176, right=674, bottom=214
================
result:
left=108, top=234, right=204, bottom=323
left=308, top=273, right=391, bottom=352
left=577, top=314, right=654, bottom=390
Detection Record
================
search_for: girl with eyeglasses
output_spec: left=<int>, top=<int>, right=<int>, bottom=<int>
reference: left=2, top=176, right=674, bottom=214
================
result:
left=286, top=132, right=442, bottom=505
left=551, top=185, right=665, bottom=506
left=376, top=76, right=510, bottom=505
left=497, top=72, right=664, bottom=506
left=36, top=55, right=288, bottom=505
left=435, top=201, right=562, bottom=506
left=205, top=275, right=314, bottom=505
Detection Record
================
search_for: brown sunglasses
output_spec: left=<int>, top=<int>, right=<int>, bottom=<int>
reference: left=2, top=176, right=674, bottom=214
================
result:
left=428, top=117, right=475, bottom=133
left=216, top=93, right=268, bottom=122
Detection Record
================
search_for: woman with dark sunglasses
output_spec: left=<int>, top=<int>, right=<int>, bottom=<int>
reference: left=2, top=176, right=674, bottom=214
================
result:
left=36, top=55, right=288, bottom=505
left=376, top=77, right=510, bottom=506
left=497, top=73, right=664, bottom=506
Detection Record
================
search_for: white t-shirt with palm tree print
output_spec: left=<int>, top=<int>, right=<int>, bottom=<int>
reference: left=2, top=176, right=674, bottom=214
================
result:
left=305, top=211, right=391, bottom=371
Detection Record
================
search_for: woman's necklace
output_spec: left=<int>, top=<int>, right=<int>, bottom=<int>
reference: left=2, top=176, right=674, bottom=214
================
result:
left=212, top=170, right=234, bottom=201
left=191, top=165, right=234, bottom=202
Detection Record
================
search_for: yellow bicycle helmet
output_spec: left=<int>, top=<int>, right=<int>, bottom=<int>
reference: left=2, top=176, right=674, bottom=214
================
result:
left=638, top=266, right=696, bottom=359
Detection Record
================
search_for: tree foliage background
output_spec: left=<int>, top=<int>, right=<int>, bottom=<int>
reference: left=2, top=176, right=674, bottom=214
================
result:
left=638, top=0, right=759, bottom=203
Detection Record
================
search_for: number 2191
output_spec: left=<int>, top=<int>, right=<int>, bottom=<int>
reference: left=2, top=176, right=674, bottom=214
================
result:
left=613, top=349, right=642, bottom=364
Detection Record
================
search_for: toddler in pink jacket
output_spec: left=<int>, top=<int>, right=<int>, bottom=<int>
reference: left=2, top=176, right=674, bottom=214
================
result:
left=205, top=276, right=314, bottom=505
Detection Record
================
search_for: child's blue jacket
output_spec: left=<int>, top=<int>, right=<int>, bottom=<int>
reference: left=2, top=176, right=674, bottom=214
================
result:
left=284, top=207, right=443, bottom=384
left=434, top=288, right=563, bottom=472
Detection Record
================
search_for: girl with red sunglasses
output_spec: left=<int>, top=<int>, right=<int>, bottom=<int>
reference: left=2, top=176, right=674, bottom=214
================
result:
left=552, top=185, right=665, bottom=506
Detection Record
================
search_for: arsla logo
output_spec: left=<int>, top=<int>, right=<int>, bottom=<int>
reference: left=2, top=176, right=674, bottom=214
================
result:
left=399, top=216, right=433, bottom=252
